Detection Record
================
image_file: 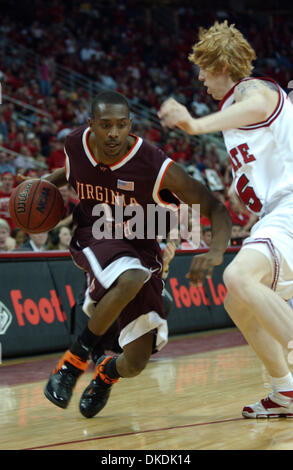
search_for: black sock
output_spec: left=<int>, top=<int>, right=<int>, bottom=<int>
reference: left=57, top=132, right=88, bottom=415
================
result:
left=104, top=357, right=121, bottom=379
left=70, top=326, right=101, bottom=361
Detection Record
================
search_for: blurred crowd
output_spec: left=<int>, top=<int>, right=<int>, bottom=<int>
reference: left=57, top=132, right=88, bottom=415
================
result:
left=0, top=0, right=292, bottom=252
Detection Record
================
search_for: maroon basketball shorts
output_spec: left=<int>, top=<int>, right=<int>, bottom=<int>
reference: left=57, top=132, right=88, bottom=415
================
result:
left=70, top=227, right=168, bottom=352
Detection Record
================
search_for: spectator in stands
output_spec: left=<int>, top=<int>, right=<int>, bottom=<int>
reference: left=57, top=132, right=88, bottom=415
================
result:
left=38, top=58, right=52, bottom=97
left=9, top=131, right=26, bottom=154
left=0, top=110, right=8, bottom=142
left=47, top=138, right=65, bottom=171
left=200, top=226, right=212, bottom=249
left=7, top=121, right=18, bottom=143
left=0, top=218, right=15, bottom=252
left=191, top=93, right=210, bottom=117
left=143, top=121, right=161, bottom=144
left=1, top=1, right=292, bottom=229
left=0, top=171, right=15, bottom=232
left=230, top=223, right=246, bottom=247
left=34, top=152, right=48, bottom=171
left=204, top=143, right=222, bottom=172
left=179, top=207, right=201, bottom=249
left=26, top=132, right=41, bottom=157
left=16, top=232, right=49, bottom=251
left=75, top=101, right=89, bottom=125
left=11, top=227, right=27, bottom=249
left=163, top=134, right=177, bottom=157
left=48, top=225, right=72, bottom=251
left=0, top=151, right=16, bottom=175
left=62, top=101, right=77, bottom=125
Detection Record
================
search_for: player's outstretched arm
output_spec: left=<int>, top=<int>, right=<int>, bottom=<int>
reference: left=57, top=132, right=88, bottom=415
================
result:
left=162, top=162, right=232, bottom=284
left=17, top=167, right=67, bottom=188
left=158, top=80, right=276, bottom=135
left=43, top=167, right=67, bottom=188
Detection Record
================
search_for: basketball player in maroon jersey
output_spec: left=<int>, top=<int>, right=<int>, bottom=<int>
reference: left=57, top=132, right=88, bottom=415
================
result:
left=42, top=91, right=231, bottom=418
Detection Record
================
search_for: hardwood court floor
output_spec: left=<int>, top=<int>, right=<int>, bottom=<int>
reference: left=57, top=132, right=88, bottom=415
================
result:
left=1, top=328, right=293, bottom=451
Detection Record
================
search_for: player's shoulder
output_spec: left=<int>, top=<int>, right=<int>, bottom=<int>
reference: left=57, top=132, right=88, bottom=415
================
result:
left=64, top=125, right=88, bottom=157
left=65, top=124, right=88, bottom=145
left=234, top=76, right=280, bottom=99
left=66, top=124, right=89, bottom=140
left=139, top=137, right=168, bottom=161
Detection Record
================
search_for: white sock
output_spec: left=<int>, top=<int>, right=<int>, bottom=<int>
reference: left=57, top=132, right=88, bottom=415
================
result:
left=270, top=372, right=293, bottom=392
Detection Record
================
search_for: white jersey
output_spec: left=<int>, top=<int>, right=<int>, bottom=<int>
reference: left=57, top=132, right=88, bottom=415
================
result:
left=221, top=77, right=293, bottom=217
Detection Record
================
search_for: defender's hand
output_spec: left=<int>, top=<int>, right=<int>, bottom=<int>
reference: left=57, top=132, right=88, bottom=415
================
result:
left=158, top=98, right=195, bottom=134
left=186, top=250, right=224, bottom=285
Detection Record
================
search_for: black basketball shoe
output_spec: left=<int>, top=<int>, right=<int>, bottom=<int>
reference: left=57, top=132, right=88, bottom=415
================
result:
left=79, top=355, right=119, bottom=418
left=44, top=350, right=89, bottom=409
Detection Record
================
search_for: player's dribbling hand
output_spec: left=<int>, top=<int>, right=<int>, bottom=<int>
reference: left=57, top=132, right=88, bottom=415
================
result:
left=186, top=251, right=224, bottom=286
left=16, top=173, right=32, bottom=182
left=158, top=98, right=195, bottom=134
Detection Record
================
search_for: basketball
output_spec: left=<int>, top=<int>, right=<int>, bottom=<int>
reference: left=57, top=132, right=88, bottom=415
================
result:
left=9, top=179, right=65, bottom=233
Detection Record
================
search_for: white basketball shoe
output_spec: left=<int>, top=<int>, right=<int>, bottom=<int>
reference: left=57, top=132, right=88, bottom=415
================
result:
left=242, top=390, right=293, bottom=418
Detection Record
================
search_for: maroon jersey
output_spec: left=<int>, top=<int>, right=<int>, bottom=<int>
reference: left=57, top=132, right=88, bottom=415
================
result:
left=64, top=125, right=179, bottom=240
left=65, top=125, right=174, bottom=347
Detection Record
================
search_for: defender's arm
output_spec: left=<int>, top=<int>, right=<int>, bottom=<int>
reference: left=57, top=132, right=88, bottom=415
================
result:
left=162, top=162, right=232, bottom=283
left=158, top=79, right=278, bottom=134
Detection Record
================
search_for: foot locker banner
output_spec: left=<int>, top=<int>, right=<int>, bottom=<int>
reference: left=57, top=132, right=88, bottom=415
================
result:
left=0, top=249, right=238, bottom=358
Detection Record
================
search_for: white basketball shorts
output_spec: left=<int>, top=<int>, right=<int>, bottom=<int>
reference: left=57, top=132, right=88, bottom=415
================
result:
left=241, top=196, right=293, bottom=300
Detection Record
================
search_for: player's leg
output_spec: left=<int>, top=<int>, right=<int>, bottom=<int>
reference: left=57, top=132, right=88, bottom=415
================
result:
left=79, top=331, right=154, bottom=418
left=79, top=263, right=167, bottom=418
left=44, top=268, right=148, bottom=409
left=223, top=248, right=293, bottom=349
left=91, top=320, right=122, bottom=363
left=87, top=269, right=148, bottom=335
left=223, top=248, right=293, bottom=417
left=225, top=293, right=290, bottom=378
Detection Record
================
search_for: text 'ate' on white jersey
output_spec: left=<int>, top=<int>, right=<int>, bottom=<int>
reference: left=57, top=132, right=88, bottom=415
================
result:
left=220, top=77, right=293, bottom=217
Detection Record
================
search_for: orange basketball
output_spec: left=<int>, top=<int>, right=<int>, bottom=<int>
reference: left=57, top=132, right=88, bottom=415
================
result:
left=9, top=179, right=65, bottom=233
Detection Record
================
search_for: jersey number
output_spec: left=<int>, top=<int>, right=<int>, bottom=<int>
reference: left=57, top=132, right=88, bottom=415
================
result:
left=236, top=174, right=263, bottom=213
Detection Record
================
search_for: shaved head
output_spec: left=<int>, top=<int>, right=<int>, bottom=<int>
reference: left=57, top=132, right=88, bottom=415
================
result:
left=91, top=91, right=130, bottom=119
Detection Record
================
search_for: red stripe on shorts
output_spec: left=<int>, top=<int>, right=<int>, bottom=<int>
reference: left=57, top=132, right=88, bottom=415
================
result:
left=242, top=238, right=280, bottom=291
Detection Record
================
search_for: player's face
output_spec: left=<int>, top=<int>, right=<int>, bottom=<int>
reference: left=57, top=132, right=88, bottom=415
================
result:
left=198, top=68, right=234, bottom=100
left=90, top=103, right=132, bottom=159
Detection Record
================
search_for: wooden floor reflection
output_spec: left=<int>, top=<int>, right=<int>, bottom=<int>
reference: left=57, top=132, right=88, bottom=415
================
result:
left=1, top=329, right=293, bottom=450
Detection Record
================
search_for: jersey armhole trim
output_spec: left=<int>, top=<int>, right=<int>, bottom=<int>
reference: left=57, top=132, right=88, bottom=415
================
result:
left=152, top=158, right=177, bottom=210
left=64, top=147, right=70, bottom=180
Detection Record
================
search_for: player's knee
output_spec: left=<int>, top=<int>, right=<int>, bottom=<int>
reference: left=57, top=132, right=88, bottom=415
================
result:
left=223, top=264, right=237, bottom=294
left=116, top=269, right=147, bottom=301
left=223, top=263, right=250, bottom=299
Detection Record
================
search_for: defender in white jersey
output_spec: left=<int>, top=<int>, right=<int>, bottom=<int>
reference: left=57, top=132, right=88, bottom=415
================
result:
left=159, top=20, right=293, bottom=418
